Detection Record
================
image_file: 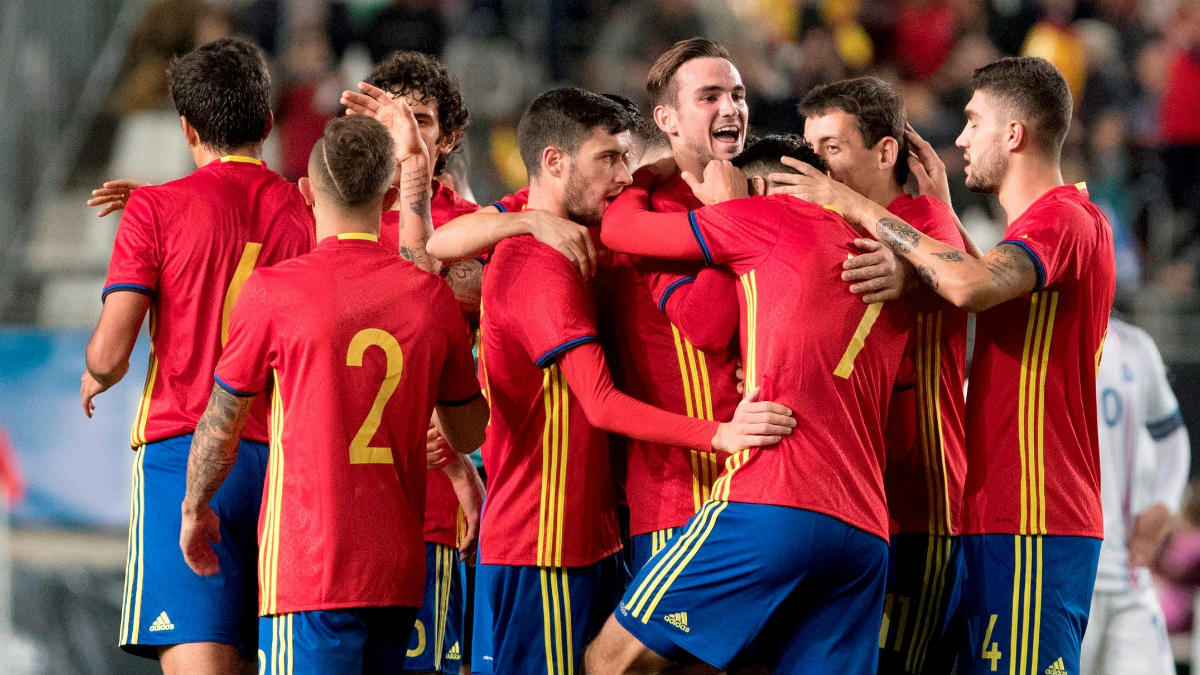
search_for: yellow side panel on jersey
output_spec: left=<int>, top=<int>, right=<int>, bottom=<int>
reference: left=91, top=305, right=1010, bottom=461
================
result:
left=1017, top=292, right=1057, bottom=535
left=130, top=309, right=159, bottom=448
left=538, top=365, right=570, bottom=567
left=259, top=379, right=285, bottom=615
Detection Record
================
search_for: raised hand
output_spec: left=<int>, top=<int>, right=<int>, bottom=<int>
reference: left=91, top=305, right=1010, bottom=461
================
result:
left=904, top=123, right=952, bottom=208
left=523, top=210, right=599, bottom=279
left=340, top=81, right=429, bottom=165
left=87, top=179, right=148, bottom=217
left=681, top=159, right=748, bottom=205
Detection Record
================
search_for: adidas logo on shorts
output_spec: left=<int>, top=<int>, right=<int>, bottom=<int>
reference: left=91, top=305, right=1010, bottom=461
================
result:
left=445, top=641, right=461, bottom=661
left=148, top=611, right=175, bottom=632
left=1044, top=657, right=1068, bottom=675
left=664, top=612, right=690, bottom=633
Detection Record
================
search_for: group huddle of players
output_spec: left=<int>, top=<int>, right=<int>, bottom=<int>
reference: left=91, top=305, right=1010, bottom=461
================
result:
left=81, top=32, right=1117, bottom=675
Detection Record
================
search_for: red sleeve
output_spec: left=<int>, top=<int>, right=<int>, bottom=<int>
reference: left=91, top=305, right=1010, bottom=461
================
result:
left=488, top=187, right=529, bottom=213
left=601, top=182, right=707, bottom=260
left=652, top=267, right=739, bottom=354
left=213, top=273, right=275, bottom=396
left=1000, top=198, right=1092, bottom=292
left=558, top=342, right=719, bottom=450
left=435, top=284, right=484, bottom=405
left=503, top=243, right=600, bottom=367
left=102, top=191, right=159, bottom=300
left=689, top=197, right=783, bottom=269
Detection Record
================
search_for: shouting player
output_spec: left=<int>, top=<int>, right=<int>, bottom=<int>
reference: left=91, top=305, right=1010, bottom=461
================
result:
left=780, top=57, right=1116, bottom=675
left=179, top=114, right=488, bottom=674
left=81, top=38, right=314, bottom=675
left=799, top=77, right=968, bottom=675
left=587, top=135, right=910, bottom=675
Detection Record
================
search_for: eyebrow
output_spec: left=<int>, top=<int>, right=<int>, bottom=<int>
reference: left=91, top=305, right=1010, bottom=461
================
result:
left=815, top=134, right=845, bottom=144
left=694, top=84, right=745, bottom=96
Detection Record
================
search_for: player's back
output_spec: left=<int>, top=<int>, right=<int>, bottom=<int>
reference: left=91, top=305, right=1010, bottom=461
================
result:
left=228, top=234, right=474, bottom=614
left=105, top=157, right=314, bottom=446
left=693, top=194, right=909, bottom=540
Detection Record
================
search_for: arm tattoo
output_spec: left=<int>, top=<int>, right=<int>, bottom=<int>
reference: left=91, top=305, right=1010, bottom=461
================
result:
left=876, top=217, right=922, bottom=254
left=933, top=250, right=964, bottom=262
left=916, top=264, right=939, bottom=291
left=986, top=243, right=1033, bottom=289
left=184, top=385, right=252, bottom=510
left=445, top=260, right=483, bottom=309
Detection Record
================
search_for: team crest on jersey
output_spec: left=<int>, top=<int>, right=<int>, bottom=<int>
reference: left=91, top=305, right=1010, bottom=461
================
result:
left=148, top=611, right=175, bottom=632
left=664, top=611, right=690, bottom=633
left=1044, top=657, right=1068, bottom=675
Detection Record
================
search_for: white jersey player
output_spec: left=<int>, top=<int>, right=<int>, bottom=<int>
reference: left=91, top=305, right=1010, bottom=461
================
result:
left=1081, top=316, right=1190, bottom=675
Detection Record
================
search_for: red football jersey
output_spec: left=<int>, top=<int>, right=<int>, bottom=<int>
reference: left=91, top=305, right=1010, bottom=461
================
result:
left=883, top=194, right=968, bottom=536
left=691, top=195, right=909, bottom=540
left=963, top=184, right=1115, bottom=537
left=477, top=229, right=621, bottom=567
left=380, top=181, right=480, bottom=548
left=215, top=234, right=480, bottom=614
left=615, top=174, right=740, bottom=535
left=103, top=156, right=314, bottom=448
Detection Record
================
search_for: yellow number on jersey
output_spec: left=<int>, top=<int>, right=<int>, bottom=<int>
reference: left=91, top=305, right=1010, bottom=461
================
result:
left=981, top=613, right=1002, bottom=672
left=833, top=302, right=882, bottom=378
left=221, top=242, right=263, bottom=345
left=346, top=328, right=404, bottom=464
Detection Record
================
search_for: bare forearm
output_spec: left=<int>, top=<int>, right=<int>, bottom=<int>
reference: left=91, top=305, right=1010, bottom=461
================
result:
left=443, top=453, right=484, bottom=505
left=427, top=209, right=529, bottom=260
left=183, top=385, right=252, bottom=513
left=444, top=259, right=483, bottom=315
left=398, top=157, right=440, bottom=274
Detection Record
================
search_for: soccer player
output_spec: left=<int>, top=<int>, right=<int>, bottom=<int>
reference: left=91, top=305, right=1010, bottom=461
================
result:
left=585, top=135, right=909, bottom=675
left=776, top=57, right=1116, bottom=675
left=464, top=87, right=796, bottom=675
left=1081, top=315, right=1189, bottom=675
left=179, top=114, right=488, bottom=675
left=80, top=38, right=314, bottom=675
left=344, top=51, right=485, bottom=675
left=799, top=77, right=968, bottom=675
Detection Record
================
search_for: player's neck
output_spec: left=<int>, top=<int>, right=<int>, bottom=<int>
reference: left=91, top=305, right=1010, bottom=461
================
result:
left=998, top=158, right=1064, bottom=225
left=313, top=204, right=381, bottom=242
left=190, top=142, right=263, bottom=168
left=525, top=180, right=568, bottom=219
left=671, top=147, right=706, bottom=179
left=868, top=179, right=905, bottom=209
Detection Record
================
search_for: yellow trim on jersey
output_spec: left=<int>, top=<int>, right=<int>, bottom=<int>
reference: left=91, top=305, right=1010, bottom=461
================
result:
left=335, top=232, right=380, bottom=242
left=130, top=310, right=159, bottom=447
left=120, top=447, right=146, bottom=645
left=1094, top=328, right=1107, bottom=377
left=539, top=567, right=575, bottom=675
left=221, top=242, right=263, bottom=345
left=904, top=535, right=953, bottom=672
left=708, top=272, right=761, bottom=503
left=915, top=311, right=952, bottom=536
left=1017, top=292, right=1058, bottom=535
left=538, top=365, right=570, bottom=567
left=670, top=324, right=718, bottom=510
left=260, top=378, right=285, bottom=615
left=220, top=154, right=263, bottom=165
left=834, top=302, right=883, bottom=379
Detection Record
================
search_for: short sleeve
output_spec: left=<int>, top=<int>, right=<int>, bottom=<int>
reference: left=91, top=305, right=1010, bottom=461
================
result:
left=214, top=273, right=275, bottom=396
left=1137, top=329, right=1183, bottom=440
left=102, top=192, right=159, bottom=300
left=1000, top=199, right=1093, bottom=291
left=503, top=244, right=598, bottom=367
left=643, top=260, right=698, bottom=312
left=436, top=286, right=484, bottom=405
left=488, top=188, right=530, bottom=214
left=690, top=197, right=783, bottom=270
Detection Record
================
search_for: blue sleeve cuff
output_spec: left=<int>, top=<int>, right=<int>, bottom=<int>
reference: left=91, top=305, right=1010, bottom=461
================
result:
left=474, top=256, right=488, bottom=265
left=1147, top=410, right=1184, bottom=441
left=657, top=276, right=696, bottom=312
left=489, top=201, right=507, bottom=213
left=688, top=211, right=714, bottom=266
left=214, top=373, right=260, bottom=398
left=534, top=335, right=599, bottom=369
left=438, top=391, right=484, bottom=407
left=1000, top=239, right=1046, bottom=292
left=101, top=283, right=153, bottom=302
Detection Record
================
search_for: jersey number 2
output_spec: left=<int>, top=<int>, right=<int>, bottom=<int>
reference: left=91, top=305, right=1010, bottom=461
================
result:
left=346, top=328, right=405, bottom=464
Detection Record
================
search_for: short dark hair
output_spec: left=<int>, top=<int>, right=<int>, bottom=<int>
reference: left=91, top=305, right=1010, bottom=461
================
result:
left=733, top=134, right=828, bottom=178
left=168, top=37, right=272, bottom=154
left=603, top=93, right=666, bottom=151
left=647, top=37, right=731, bottom=105
left=517, top=87, right=636, bottom=178
left=309, top=116, right=395, bottom=208
left=366, top=50, right=470, bottom=176
left=970, top=56, right=1073, bottom=157
left=799, top=77, right=909, bottom=185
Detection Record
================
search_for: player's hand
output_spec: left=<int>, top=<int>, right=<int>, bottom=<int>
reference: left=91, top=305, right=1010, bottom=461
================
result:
left=842, top=239, right=905, bottom=303
left=1129, top=503, right=1172, bottom=568
left=642, top=156, right=678, bottom=184
left=767, top=157, right=861, bottom=217
left=905, top=124, right=953, bottom=208
left=682, top=160, right=748, bottom=205
left=341, top=81, right=430, bottom=165
left=455, top=468, right=483, bottom=563
left=735, top=364, right=745, bottom=396
left=427, top=424, right=454, bottom=470
left=80, top=371, right=111, bottom=418
left=710, top=388, right=795, bottom=452
left=87, top=179, right=148, bottom=217
left=522, top=209, right=598, bottom=279
left=180, top=503, right=222, bottom=576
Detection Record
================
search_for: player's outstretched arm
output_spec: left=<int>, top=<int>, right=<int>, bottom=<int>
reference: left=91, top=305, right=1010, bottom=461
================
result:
left=601, top=184, right=707, bottom=260
left=776, top=161, right=1037, bottom=313
left=82, top=291, right=151, bottom=417
left=558, top=342, right=795, bottom=452
left=427, top=206, right=598, bottom=279
left=180, top=384, right=253, bottom=577
left=436, top=395, right=489, bottom=455
left=87, top=179, right=149, bottom=217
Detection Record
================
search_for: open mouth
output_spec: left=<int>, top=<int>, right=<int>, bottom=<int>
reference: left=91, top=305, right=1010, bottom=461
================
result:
left=712, top=124, right=741, bottom=145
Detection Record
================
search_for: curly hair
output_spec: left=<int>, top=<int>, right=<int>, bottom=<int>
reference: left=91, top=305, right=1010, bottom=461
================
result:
left=366, top=50, right=470, bottom=174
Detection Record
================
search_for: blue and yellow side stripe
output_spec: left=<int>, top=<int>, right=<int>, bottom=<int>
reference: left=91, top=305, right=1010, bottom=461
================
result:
left=710, top=270, right=760, bottom=502
left=1008, top=535, right=1044, bottom=675
left=669, top=324, right=720, bottom=511
left=432, top=544, right=455, bottom=671
left=266, top=613, right=295, bottom=675
left=624, top=500, right=729, bottom=624
left=539, top=567, right=575, bottom=675
left=119, top=447, right=147, bottom=645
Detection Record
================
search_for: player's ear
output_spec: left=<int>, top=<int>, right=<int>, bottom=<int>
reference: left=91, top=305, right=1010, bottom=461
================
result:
left=653, top=105, right=677, bottom=136
left=381, top=185, right=399, bottom=211
left=180, top=116, right=201, bottom=148
left=1006, top=121, right=1024, bottom=152
left=749, top=174, right=767, bottom=196
left=877, top=136, right=899, bottom=173
left=437, top=128, right=461, bottom=157
left=298, top=177, right=316, bottom=208
left=261, top=110, right=275, bottom=142
left=543, top=145, right=565, bottom=179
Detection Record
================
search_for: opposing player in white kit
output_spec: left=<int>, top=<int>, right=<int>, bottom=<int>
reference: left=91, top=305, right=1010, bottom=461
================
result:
left=1081, top=315, right=1190, bottom=675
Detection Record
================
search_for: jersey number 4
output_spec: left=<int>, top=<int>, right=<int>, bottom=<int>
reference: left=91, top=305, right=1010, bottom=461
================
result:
left=346, top=328, right=405, bottom=464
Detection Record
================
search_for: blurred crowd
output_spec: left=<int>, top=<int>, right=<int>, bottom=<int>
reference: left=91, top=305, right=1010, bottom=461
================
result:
left=111, top=0, right=1200, bottom=305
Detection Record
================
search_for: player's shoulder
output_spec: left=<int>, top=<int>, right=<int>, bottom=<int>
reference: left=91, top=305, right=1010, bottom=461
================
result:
left=489, top=187, right=530, bottom=213
left=1025, top=183, right=1106, bottom=229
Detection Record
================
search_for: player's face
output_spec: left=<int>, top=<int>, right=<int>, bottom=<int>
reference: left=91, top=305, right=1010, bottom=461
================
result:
left=562, top=128, right=634, bottom=227
left=804, top=110, right=880, bottom=198
left=395, top=93, right=451, bottom=160
left=662, top=57, right=748, bottom=167
left=956, top=90, right=1009, bottom=194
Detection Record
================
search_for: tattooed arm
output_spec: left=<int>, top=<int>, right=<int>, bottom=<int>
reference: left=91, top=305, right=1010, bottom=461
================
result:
left=444, top=259, right=483, bottom=318
left=397, top=153, right=441, bottom=274
left=180, top=384, right=253, bottom=576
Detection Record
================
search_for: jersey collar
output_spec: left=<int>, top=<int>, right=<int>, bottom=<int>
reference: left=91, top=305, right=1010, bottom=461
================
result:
left=219, top=155, right=264, bottom=166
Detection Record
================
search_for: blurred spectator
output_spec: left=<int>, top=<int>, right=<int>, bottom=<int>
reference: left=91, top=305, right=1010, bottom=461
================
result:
left=361, top=0, right=446, bottom=62
left=1160, top=0, right=1200, bottom=265
left=276, top=23, right=342, bottom=181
